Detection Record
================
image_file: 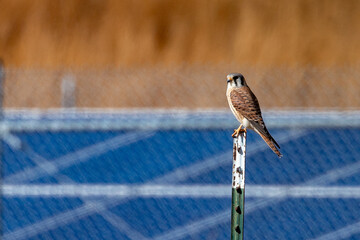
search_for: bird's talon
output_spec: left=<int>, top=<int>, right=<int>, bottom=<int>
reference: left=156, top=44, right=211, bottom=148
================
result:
left=232, top=129, right=240, bottom=138
left=232, top=127, right=246, bottom=138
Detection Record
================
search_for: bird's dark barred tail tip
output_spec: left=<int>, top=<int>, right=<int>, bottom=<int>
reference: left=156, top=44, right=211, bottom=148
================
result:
left=259, top=133, right=283, bottom=158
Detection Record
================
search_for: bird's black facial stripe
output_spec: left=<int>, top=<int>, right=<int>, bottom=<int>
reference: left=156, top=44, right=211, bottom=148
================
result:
left=240, top=75, right=245, bottom=85
left=233, top=76, right=238, bottom=85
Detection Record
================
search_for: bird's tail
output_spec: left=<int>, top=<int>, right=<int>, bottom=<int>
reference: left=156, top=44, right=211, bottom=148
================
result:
left=259, top=132, right=283, bottom=158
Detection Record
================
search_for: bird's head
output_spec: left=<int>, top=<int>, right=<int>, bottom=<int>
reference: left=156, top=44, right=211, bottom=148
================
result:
left=227, top=73, right=246, bottom=88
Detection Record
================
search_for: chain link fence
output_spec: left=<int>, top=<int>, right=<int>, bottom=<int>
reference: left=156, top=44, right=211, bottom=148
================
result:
left=1, top=66, right=360, bottom=239
left=2, top=66, right=360, bottom=109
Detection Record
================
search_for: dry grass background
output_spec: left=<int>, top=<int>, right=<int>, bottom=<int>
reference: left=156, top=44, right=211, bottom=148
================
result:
left=0, top=0, right=359, bottom=108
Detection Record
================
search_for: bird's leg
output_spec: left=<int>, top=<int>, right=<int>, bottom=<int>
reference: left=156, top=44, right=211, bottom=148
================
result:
left=232, top=124, right=246, bottom=138
left=232, top=124, right=242, bottom=137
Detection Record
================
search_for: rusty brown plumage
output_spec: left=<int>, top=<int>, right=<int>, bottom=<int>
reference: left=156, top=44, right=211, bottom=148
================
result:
left=229, top=87, right=282, bottom=158
left=230, top=87, right=263, bottom=125
left=258, top=132, right=282, bottom=157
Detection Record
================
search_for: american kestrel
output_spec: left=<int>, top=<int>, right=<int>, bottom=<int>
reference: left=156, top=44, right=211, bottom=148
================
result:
left=226, top=73, right=282, bottom=158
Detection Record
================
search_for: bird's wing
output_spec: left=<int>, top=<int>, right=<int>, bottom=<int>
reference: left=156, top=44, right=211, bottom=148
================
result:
left=230, top=87, right=280, bottom=149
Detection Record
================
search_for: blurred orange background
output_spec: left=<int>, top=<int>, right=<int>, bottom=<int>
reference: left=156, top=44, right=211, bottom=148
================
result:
left=1, top=0, right=359, bottom=68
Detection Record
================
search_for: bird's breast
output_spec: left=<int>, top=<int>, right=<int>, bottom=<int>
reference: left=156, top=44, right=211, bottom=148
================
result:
left=226, top=88, right=243, bottom=121
left=226, top=87, right=254, bottom=130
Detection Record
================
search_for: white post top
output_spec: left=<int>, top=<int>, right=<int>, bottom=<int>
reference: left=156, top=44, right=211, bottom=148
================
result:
left=232, top=132, right=246, bottom=189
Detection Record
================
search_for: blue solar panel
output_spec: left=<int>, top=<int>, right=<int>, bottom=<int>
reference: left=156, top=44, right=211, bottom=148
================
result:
left=2, top=111, right=360, bottom=239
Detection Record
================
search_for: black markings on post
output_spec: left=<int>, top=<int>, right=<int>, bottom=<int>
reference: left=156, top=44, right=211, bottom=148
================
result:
left=233, top=144, right=236, bottom=160
left=236, top=206, right=241, bottom=214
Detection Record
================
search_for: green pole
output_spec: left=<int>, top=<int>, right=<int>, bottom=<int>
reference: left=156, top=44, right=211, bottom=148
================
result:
left=231, top=131, right=246, bottom=240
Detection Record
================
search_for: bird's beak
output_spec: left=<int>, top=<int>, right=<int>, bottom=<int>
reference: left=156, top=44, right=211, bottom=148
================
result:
left=227, top=76, right=231, bottom=83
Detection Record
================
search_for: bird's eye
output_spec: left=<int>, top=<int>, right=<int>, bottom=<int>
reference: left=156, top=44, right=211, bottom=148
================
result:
left=233, top=76, right=238, bottom=80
